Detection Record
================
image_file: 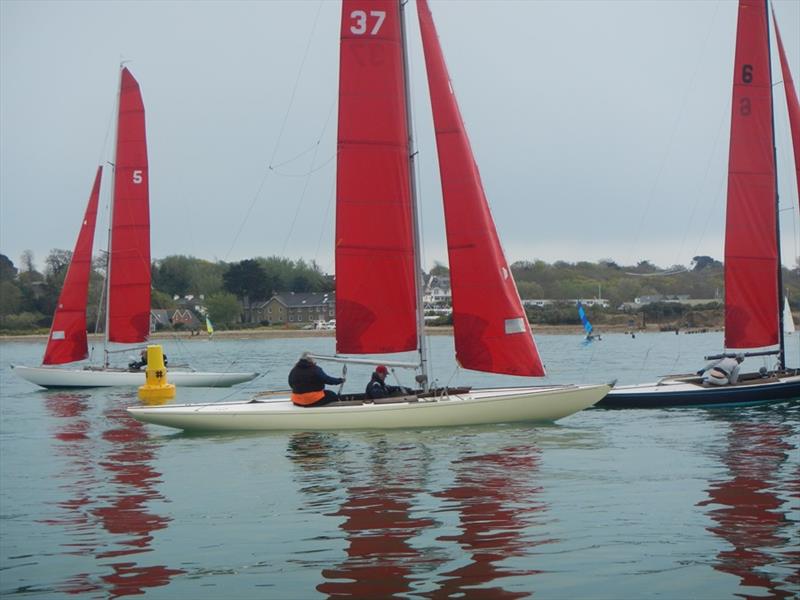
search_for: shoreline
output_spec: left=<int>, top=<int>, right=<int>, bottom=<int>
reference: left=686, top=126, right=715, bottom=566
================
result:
left=0, top=323, right=718, bottom=343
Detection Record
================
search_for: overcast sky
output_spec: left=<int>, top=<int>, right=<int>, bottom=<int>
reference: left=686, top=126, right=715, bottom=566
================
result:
left=2, top=0, right=799, bottom=274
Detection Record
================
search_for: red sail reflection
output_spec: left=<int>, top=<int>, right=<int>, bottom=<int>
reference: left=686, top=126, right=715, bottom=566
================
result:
left=697, top=416, right=798, bottom=598
left=288, top=433, right=439, bottom=597
left=43, top=392, right=183, bottom=597
left=430, top=445, right=549, bottom=599
left=288, top=433, right=549, bottom=598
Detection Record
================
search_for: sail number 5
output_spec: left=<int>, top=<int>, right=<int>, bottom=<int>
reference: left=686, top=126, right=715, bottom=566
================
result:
left=132, top=170, right=143, bottom=184
left=350, top=10, right=386, bottom=35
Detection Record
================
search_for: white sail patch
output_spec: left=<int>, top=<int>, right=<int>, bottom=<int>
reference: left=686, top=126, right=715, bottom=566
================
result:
left=504, top=318, right=526, bottom=334
left=51, top=331, right=66, bottom=340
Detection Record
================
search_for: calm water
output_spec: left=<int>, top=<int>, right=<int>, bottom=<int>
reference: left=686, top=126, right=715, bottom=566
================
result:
left=1, top=332, right=798, bottom=599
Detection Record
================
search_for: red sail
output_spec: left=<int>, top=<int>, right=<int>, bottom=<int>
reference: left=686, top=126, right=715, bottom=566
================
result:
left=335, top=0, right=417, bottom=354
left=724, top=0, right=778, bottom=350
left=43, top=167, right=102, bottom=365
left=417, top=0, right=544, bottom=376
left=773, top=11, right=800, bottom=210
left=108, top=67, right=151, bottom=343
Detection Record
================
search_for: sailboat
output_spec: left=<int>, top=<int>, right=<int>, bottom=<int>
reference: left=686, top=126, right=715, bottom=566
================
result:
left=12, top=67, right=258, bottom=389
left=599, top=0, right=800, bottom=409
left=577, top=301, right=600, bottom=342
left=783, top=296, right=795, bottom=334
left=128, top=0, right=610, bottom=431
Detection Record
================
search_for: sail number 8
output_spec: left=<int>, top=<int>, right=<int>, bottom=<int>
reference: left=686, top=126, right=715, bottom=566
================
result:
left=350, top=10, right=386, bottom=35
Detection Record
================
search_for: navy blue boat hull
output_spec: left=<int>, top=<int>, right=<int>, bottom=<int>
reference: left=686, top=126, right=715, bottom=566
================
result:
left=597, top=375, right=800, bottom=409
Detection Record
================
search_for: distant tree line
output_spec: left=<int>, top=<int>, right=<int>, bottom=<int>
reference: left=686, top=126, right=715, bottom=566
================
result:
left=2, top=251, right=798, bottom=332
left=0, top=251, right=332, bottom=332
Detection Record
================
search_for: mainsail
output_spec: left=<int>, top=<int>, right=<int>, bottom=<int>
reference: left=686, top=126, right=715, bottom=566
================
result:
left=335, top=0, right=418, bottom=354
left=43, top=167, right=102, bottom=365
left=773, top=10, right=800, bottom=209
left=108, top=67, right=151, bottom=343
left=724, top=0, right=779, bottom=351
left=577, top=302, right=593, bottom=337
left=417, top=0, right=544, bottom=376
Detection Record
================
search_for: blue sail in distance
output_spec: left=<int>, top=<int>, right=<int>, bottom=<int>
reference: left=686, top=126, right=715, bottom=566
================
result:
left=577, top=302, right=593, bottom=335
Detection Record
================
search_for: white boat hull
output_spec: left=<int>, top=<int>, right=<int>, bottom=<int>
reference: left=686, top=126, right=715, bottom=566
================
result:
left=11, top=364, right=259, bottom=389
left=127, top=384, right=611, bottom=431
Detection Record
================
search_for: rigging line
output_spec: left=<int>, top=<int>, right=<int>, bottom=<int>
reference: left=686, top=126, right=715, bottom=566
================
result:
left=279, top=155, right=322, bottom=256
left=223, top=0, right=324, bottom=262
left=627, top=0, right=723, bottom=261
left=623, top=268, right=687, bottom=277
left=691, top=177, right=727, bottom=260
left=672, top=99, right=729, bottom=266
left=671, top=330, right=684, bottom=373
left=280, top=99, right=338, bottom=256
left=637, top=344, right=654, bottom=383
left=313, top=177, right=336, bottom=269
left=267, top=0, right=324, bottom=168
left=268, top=153, right=336, bottom=178
left=269, top=140, right=322, bottom=170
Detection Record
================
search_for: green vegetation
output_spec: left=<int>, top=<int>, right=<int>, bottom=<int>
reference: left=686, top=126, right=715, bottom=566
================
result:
left=0, top=251, right=333, bottom=333
left=1, top=250, right=797, bottom=333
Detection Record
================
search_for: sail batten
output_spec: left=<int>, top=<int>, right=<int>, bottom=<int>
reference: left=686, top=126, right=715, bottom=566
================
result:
left=335, top=0, right=418, bottom=355
left=108, top=67, right=151, bottom=343
left=724, top=0, right=779, bottom=352
left=417, top=0, right=544, bottom=376
left=43, top=167, right=102, bottom=365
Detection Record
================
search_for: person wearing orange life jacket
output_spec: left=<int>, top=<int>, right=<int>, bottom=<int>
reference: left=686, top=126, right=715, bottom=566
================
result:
left=288, top=353, right=345, bottom=407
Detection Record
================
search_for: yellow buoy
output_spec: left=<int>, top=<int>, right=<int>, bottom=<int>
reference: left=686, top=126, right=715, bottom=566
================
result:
left=138, top=344, right=176, bottom=405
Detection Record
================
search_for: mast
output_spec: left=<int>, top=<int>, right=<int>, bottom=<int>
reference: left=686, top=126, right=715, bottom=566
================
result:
left=399, top=0, right=429, bottom=390
left=765, top=0, right=786, bottom=368
left=102, top=64, right=124, bottom=367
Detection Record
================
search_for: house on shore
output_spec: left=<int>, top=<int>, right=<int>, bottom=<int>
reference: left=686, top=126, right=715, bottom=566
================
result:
left=254, top=292, right=335, bottom=325
left=150, top=308, right=202, bottom=332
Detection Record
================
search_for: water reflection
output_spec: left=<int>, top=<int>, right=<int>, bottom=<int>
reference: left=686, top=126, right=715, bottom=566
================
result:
left=287, top=430, right=550, bottom=598
left=698, top=410, right=798, bottom=599
left=43, top=392, right=183, bottom=597
left=288, top=432, right=438, bottom=597
left=430, top=442, right=548, bottom=599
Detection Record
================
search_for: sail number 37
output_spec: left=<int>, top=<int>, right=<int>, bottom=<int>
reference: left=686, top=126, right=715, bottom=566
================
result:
left=350, top=10, right=386, bottom=35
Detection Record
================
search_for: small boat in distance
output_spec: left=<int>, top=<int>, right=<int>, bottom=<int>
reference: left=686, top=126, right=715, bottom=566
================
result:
left=783, top=296, right=795, bottom=335
left=129, top=0, right=609, bottom=431
left=599, top=0, right=800, bottom=409
left=578, top=301, right=601, bottom=342
left=12, top=67, right=257, bottom=389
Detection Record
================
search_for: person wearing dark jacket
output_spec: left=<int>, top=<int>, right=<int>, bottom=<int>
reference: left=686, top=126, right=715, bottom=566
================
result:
left=365, top=365, right=406, bottom=400
left=288, top=353, right=345, bottom=407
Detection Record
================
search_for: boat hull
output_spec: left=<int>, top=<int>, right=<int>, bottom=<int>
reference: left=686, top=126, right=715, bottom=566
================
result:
left=11, top=365, right=259, bottom=389
left=127, top=384, right=611, bottom=431
left=597, top=373, right=800, bottom=409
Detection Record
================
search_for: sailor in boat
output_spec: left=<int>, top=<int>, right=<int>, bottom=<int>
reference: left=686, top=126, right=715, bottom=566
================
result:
left=365, top=365, right=410, bottom=400
left=288, top=353, right=345, bottom=407
left=128, top=349, right=168, bottom=371
left=698, top=354, right=744, bottom=386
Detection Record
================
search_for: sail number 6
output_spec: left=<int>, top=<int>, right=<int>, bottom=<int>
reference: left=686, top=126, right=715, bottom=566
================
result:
left=132, top=170, right=143, bottom=184
left=350, top=10, right=386, bottom=35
